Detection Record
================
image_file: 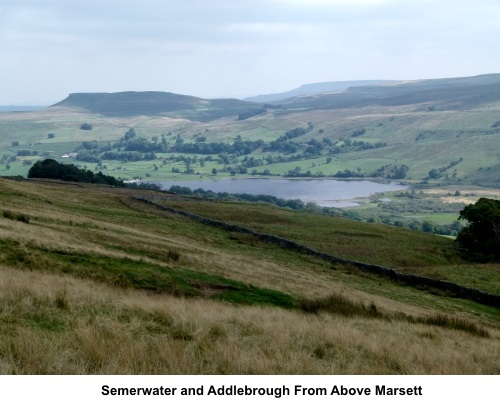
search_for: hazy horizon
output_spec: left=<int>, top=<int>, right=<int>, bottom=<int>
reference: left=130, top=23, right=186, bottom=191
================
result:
left=2, top=73, right=500, bottom=107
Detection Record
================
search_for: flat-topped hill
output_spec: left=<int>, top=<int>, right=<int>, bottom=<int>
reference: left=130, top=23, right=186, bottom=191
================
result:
left=49, top=74, right=500, bottom=120
left=51, top=91, right=258, bottom=121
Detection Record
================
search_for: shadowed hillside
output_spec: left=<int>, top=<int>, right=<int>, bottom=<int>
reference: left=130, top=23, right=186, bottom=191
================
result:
left=280, top=74, right=500, bottom=111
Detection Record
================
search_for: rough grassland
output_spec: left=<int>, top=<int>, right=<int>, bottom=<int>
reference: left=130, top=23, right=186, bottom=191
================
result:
left=0, top=178, right=499, bottom=374
left=157, top=198, right=500, bottom=295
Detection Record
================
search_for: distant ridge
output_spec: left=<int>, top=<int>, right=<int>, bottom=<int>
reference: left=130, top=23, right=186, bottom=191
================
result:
left=279, top=74, right=500, bottom=110
left=48, top=74, right=500, bottom=120
left=51, top=91, right=258, bottom=121
left=244, top=80, right=395, bottom=103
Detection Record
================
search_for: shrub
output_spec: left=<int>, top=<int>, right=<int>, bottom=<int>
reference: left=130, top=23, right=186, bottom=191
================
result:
left=2, top=210, right=30, bottom=223
left=416, top=314, right=489, bottom=338
left=167, top=250, right=180, bottom=261
left=15, top=213, right=30, bottom=223
left=2, top=210, right=15, bottom=220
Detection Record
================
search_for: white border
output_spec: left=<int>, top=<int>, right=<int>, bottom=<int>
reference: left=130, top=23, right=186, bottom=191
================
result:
left=1, top=375, right=498, bottom=404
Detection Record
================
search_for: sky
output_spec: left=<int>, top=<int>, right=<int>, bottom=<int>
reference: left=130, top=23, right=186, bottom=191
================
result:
left=1, top=0, right=499, bottom=104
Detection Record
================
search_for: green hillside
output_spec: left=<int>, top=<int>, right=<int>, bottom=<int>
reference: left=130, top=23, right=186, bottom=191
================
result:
left=0, top=74, right=499, bottom=240
left=1, top=75, right=498, bottom=185
left=0, top=178, right=498, bottom=374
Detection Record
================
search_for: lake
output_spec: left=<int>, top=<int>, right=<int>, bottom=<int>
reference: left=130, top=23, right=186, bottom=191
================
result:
left=154, top=178, right=408, bottom=207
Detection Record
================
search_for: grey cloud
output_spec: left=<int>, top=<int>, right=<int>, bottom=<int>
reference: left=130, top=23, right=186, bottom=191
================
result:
left=1, top=0, right=499, bottom=103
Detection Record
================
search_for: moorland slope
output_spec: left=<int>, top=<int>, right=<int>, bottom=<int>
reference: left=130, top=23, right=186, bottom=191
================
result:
left=244, top=80, right=394, bottom=103
left=0, top=177, right=499, bottom=373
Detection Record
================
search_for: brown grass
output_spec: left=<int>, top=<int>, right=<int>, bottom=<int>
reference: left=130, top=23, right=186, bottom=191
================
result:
left=0, top=178, right=499, bottom=374
left=0, top=265, right=498, bottom=374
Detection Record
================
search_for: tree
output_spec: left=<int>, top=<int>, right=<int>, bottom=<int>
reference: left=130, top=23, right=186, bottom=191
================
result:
left=427, top=168, right=441, bottom=179
left=80, top=123, right=93, bottom=130
left=456, top=198, right=500, bottom=261
left=123, top=128, right=136, bottom=140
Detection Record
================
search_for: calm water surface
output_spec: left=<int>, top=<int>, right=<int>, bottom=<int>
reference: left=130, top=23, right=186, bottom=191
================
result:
left=154, top=178, right=407, bottom=207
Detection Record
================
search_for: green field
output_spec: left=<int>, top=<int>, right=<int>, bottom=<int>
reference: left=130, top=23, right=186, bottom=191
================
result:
left=1, top=92, right=499, bottom=185
left=1, top=76, right=500, bottom=242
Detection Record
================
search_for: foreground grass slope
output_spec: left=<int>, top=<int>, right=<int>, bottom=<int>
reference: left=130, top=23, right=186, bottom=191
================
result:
left=0, top=178, right=499, bottom=374
left=1, top=266, right=498, bottom=374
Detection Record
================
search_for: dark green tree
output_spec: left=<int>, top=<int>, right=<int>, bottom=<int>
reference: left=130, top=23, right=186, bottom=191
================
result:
left=456, top=198, right=500, bottom=261
left=28, top=159, right=123, bottom=187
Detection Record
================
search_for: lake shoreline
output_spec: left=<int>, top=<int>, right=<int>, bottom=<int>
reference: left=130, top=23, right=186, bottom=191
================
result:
left=152, top=177, right=408, bottom=208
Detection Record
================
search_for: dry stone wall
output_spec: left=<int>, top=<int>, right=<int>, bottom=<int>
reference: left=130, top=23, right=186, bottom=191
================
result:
left=133, top=196, right=500, bottom=308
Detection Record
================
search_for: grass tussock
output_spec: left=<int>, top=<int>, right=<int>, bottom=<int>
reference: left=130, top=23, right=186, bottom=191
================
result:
left=299, top=293, right=381, bottom=318
left=299, top=293, right=490, bottom=338
left=2, top=210, right=30, bottom=224
left=414, top=313, right=489, bottom=338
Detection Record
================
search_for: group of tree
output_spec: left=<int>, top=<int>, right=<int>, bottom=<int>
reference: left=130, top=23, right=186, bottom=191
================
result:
left=174, top=137, right=265, bottom=156
left=72, top=125, right=391, bottom=176
left=237, top=108, right=267, bottom=120
left=328, top=164, right=410, bottom=180
left=28, top=159, right=123, bottom=186
left=168, top=186, right=305, bottom=210
left=426, top=158, right=463, bottom=180
left=16, top=150, right=38, bottom=156
left=350, top=129, right=366, bottom=137
left=264, top=125, right=313, bottom=153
